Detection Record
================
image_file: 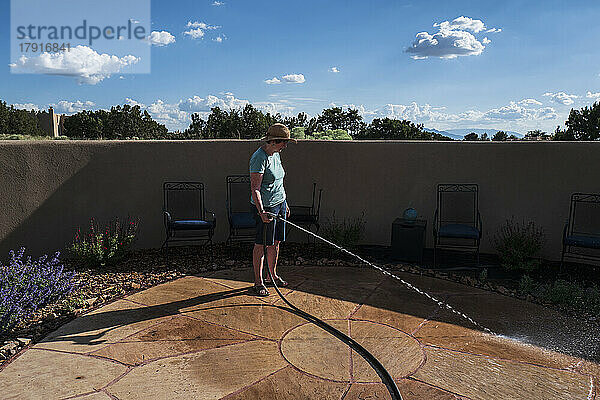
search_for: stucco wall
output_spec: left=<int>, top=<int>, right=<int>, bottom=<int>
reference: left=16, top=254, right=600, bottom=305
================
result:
left=0, top=140, right=598, bottom=260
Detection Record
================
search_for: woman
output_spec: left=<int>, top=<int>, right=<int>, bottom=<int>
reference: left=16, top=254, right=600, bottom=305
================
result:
left=249, top=123, right=296, bottom=296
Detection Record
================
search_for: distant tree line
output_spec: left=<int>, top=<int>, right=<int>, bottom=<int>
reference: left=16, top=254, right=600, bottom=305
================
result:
left=180, top=105, right=452, bottom=141
left=0, top=101, right=45, bottom=137
left=63, top=105, right=168, bottom=139
left=2, top=99, right=600, bottom=141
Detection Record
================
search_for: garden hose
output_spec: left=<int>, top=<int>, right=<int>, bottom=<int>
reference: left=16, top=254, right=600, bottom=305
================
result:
left=262, top=212, right=402, bottom=400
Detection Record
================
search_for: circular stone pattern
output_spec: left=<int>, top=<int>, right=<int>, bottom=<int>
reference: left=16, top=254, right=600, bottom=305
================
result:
left=281, top=320, right=424, bottom=383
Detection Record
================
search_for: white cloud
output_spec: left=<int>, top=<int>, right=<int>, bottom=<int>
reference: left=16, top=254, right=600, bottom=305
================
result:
left=178, top=93, right=249, bottom=113
left=125, top=98, right=145, bottom=108
left=543, top=92, right=578, bottom=105
left=329, top=67, right=340, bottom=73
left=212, top=1, right=225, bottom=5
left=486, top=28, right=502, bottom=33
left=10, top=45, right=139, bottom=84
left=254, top=102, right=295, bottom=116
left=186, top=21, right=220, bottom=29
left=483, top=102, right=557, bottom=121
left=434, top=16, right=486, bottom=33
left=586, top=91, right=600, bottom=99
left=8, top=63, right=17, bottom=68
left=281, top=73, right=305, bottom=83
left=339, top=100, right=558, bottom=128
left=51, top=100, right=96, bottom=114
left=147, top=100, right=190, bottom=127
left=184, top=28, right=205, bottom=39
left=12, top=103, right=41, bottom=111
left=184, top=21, right=221, bottom=41
left=406, top=29, right=485, bottom=59
left=213, top=36, right=224, bottom=43
left=518, top=98, right=542, bottom=106
left=407, top=16, right=499, bottom=60
left=129, top=19, right=140, bottom=24
left=147, top=31, right=175, bottom=46
left=265, top=77, right=281, bottom=85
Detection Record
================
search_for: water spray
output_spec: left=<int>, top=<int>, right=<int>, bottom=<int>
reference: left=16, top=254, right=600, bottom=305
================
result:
left=267, top=212, right=496, bottom=336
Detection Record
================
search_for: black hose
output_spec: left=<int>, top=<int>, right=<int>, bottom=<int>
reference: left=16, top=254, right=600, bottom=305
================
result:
left=261, top=213, right=402, bottom=400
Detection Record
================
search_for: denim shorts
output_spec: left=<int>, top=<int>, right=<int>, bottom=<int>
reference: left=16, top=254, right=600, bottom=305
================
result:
left=252, top=200, right=287, bottom=245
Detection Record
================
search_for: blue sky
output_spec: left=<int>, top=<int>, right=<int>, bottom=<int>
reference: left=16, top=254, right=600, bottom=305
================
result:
left=2, top=0, right=600, bottom=133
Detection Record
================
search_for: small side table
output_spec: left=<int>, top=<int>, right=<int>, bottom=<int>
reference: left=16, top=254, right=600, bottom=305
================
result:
left=391, top=218, right=427, bottom=263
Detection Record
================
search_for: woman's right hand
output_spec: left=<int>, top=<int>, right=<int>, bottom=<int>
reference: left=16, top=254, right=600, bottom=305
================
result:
left=260, top=211, right=273, bottom=223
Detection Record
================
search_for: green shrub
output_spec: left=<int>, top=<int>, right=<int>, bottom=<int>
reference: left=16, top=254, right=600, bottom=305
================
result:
left=543, top=280, right=585, bottom=309
left=69, top=217, right=139, bottom=268
left=478, top=268, right=488, bottom=281
left=518, top=274, right=536, bottom=295
left=322, top=211, right=366, bottom=248
left=494, top=218, right=544, bottom=273
left=291, top=127, right=306, bottom=140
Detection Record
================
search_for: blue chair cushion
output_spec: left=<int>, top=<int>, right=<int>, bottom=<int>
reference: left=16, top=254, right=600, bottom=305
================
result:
left=171, top=219, right=214, bottom=230
left=289, top=214, right=317, bottom=224
left=231, top=212, right=256, bottom=229
left=438, top=224, right=480, bottom=239
left=565, top=235, right=600, bottom=249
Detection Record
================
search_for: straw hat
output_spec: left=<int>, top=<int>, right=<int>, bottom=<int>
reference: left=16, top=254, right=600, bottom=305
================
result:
left=261, top=123, right=297, bottom=143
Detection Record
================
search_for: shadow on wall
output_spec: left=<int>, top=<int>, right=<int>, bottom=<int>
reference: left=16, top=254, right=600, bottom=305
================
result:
left=0, top=141, right=259, bottom=258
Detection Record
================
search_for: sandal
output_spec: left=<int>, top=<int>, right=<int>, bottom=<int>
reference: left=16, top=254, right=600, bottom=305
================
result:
left=251, top=284, right=270, bottom=297
left=264, top=276, right=288, bottom=288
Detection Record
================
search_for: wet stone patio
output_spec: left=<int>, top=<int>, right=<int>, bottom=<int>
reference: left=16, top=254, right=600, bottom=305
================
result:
left=1, top=265, right=599, bottom=399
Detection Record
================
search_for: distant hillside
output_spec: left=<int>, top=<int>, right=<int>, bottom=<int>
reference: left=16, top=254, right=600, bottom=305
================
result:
left=424, top=128, right=523, bottom=139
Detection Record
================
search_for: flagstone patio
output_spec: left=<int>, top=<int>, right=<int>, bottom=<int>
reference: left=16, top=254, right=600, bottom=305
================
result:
left=1, top=266, right=599, bottom=399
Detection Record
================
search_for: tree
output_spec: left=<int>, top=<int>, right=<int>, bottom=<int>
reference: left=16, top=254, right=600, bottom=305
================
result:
left=183, top=113, right=205, bottom=138
left=0, top=101, right=11, bottom=134
left=562, top=101, right=600, bottom=140
left=315, top=107, right=365, bottom=136
left=492, top=131, right=508, bottom=141
left=64, top=110, right=104, bottom=139
left=464, top=132, right=479, bottom=141
left=552, top=125, right=575, bottom=141
left=63, top=105, right=167, bottom=139
left=355, top=118, right=449, bottom=140
left=480, top=133, right=490, bottom=141
left=0, top=102, right=44, bottom=136
left=524, top=129, right=548, bottom=141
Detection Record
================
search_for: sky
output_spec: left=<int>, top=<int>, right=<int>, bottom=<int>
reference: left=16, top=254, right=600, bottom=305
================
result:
left=2, top=0, right=600, bottom=134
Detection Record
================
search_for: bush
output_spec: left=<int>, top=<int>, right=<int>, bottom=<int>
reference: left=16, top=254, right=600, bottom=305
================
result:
left=543, top=279, right=586, bottom=309
left=494, top=218, right=544, bottom=273
left=0, top=248, right=75, bottom=335
left=322, top=211, right=366, bottom=249
left=518, top=274, right=536, bottom=295
left=291, top=127, right=306, bottom=140
left=69, top=217, right=139, bottom=268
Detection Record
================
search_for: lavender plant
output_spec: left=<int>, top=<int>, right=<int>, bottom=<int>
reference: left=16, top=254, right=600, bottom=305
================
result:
left=69, top=217, right=139, bottom=268
left=0, top=248, right=75, bottom=336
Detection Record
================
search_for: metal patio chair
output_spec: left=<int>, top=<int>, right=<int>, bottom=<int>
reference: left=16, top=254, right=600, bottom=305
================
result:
left=561, top=193, right=600, bottom=269
left=161, top=182, right=216, bottom=261
left=288, top=182, right=323, bottom=243
left=226, top=175, right=256, bottom=244
left=433, top=183, right=482, bottom=267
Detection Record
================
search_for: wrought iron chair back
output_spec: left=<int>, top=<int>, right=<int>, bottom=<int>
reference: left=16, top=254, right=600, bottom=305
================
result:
left=433, top=183, right=482, bottom=267
left=226, top=175, right=255, bottom=244
left=288, top=183, right=323, bottom=243
left=561, top=193, right=600, bottom=268
left=161, top=182, right=215, bottom=262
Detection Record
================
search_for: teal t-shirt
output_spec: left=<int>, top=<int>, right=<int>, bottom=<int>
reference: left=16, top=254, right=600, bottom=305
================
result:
left=249, top=147, right=286, bottom=207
